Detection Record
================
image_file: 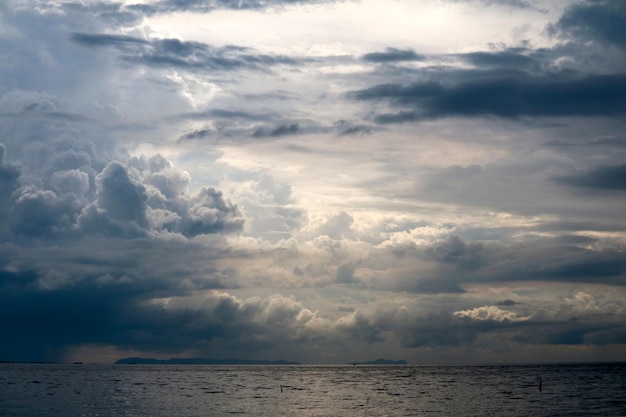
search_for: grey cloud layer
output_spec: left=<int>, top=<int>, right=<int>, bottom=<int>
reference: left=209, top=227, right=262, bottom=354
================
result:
left=72, top=33, right=304, bottom=71
left=554, top=163, right=626, bottom=190
left=361, top=48, right=426, bottom=63
left=351, top=66, right=626, bottom=123
left=34, top=0, right=337, bottom=28
left=549, top=0, right=626, bottom=49
left=1, top=0, right=625, bottom=364
left=352, top=1, right=626, bottom=123
left=128, top=0, right=336, bottom=15
left=1, top=141, right=243, bottom=241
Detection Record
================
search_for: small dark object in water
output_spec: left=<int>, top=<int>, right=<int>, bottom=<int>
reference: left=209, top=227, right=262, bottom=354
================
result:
left=539, top=378, right=542, bottom=392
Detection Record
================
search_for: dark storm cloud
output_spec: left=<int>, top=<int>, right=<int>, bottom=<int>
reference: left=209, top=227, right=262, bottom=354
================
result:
left=536, top=256, right=626, bottom=282
left=354, top=1, right=626, bottom=126
left=72, top=33, right=304, bottom=71
left=554, top=163, right=626, bottom=190
left=479, top=242, right=626, bottom=285
left=0, top=270, right=123, bottom=361
left=381, top=234, right=626, bottom=290
left=549, top=0, right=626, bottom=49
left=0, top=237, right=240, bottom=361
left=337, top=307, right=532, bottom=350
left=584, top=326, right=626, bottom=345
left=1, top=142, right=244, bottom=240
left=0, top=255, right=322, bottom=361
left=350, top=73, right=626, bottom=123
left=400, top=315, right=521, bottom=348
left=336, top=297, right=625, bottom=352
left=457, top=50, right=538, bottom=69
left=511, top=322, right=626, bottom=346
left=361, top=47, right=426, bottom=63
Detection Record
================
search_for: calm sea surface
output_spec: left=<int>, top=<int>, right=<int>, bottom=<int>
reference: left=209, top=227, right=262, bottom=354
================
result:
left=1, top=363, right=625, bottom=416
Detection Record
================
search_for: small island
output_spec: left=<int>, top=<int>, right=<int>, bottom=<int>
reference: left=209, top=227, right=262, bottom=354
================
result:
left=350, top=359, right=407, bottom=365
left=115, top=357, right=300, bottom=365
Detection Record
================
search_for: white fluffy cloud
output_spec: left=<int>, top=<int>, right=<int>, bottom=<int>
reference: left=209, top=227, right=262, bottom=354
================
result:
left=453, top=305, right=530, bottom=322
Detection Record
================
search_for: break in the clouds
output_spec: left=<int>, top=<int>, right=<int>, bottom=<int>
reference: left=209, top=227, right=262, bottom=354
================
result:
left=1, top=0, right=625, bottom=364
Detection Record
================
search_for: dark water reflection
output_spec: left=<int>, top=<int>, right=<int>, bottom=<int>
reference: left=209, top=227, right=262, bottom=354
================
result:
left=1, top=363, right=625, bottom=416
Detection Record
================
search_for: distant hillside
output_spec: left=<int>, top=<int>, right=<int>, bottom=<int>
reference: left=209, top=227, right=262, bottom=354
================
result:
left=350, top=359, right=407, bottom=365
left=115, top=357, right=300, bottom=365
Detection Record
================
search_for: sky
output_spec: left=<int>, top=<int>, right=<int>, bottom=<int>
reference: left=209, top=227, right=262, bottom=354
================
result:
left=1, top=0, right=625, bottom=364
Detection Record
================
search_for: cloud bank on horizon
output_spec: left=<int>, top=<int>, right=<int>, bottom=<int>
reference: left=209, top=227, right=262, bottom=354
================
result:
left=1, top=0, right=625, bottom=364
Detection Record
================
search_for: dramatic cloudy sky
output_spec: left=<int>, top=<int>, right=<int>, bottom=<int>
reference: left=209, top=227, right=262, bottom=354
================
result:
left=1, top=0, right=625, bottom=364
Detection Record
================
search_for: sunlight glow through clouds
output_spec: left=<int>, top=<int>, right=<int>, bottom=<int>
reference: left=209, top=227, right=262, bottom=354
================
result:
left=143, top=0, right=552, bottom=55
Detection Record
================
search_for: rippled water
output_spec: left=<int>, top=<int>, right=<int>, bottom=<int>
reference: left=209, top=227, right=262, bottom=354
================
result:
left=1, top=363, right=625, bottom=416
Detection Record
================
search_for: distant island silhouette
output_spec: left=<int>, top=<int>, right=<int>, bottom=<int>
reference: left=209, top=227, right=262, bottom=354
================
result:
left=115, top=357, right=300, bottom=365
left=350, top=359, right=407, bottom=365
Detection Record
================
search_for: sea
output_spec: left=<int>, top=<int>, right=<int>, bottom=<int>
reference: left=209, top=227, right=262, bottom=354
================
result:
left=1, top=362, right=625, bottom=416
